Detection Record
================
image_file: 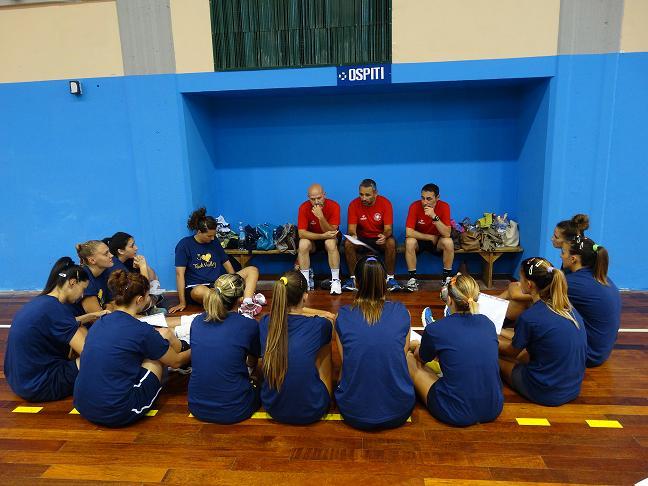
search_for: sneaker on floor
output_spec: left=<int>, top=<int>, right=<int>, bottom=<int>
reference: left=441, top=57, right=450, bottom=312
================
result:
left=441, top=275, right=452, bottom=286
left=253, top=293, right=267, bottom=306
left=406, top=277, right=419, bottom=292
left=387, top=277, right=402, bottom=292
left=239, top=301, right=262, bottom=319
left=421, top=306, right=435, bottom=327
left=341, top=278, right=357, bottom=292
left=330, top=279, right=342, bottom=295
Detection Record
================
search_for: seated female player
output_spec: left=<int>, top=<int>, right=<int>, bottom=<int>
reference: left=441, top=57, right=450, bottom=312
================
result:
left=561, top=237, right=621, bottom=367
left=408, top=274, right=503, bottom=426
left=259, top=271, right=334, bottom=424
left=74, top=270, right=190, bottom=427
left=499, top=257, right=587, bottom=406
left=551, top=213, right=589, bottom=249
left=76, top=240, right=115, bottom=313
left=335, top=256, right=415, bottom=430
left=4, top=257, right=106, bottom=402
left=104, top=231, right=158, bottom=282
left=500, top=213, right=590, bottom=322
left=188, top=273, right=261, bottom=424
left=168, top=207, right=264, bottom=318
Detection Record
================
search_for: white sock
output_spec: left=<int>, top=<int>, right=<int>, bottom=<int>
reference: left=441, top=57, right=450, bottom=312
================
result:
left=387, top=274, right=395, bottom=281
left=331, top=268, right=340, bottom=281
left=243, top=297, right=253, bottom=305
left=301, top=269, right=310, bottom=282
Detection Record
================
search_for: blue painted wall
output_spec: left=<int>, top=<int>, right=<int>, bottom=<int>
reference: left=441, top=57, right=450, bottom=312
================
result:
left=1, top=53, right=646, bottom=289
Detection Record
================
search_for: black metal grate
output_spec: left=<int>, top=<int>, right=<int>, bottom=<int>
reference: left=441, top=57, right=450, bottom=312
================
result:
left=210, top=0, right=391, bottom=71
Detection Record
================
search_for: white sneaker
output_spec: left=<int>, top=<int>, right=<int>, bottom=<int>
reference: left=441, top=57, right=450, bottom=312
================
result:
left=406, top=277, right=419, bottom=292
left=253, top=293, right=266, bottom=305
left=330, top=279, right=342, bottom=295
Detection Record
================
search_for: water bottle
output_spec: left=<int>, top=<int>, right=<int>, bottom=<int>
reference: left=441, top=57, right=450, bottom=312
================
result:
left=238, top=222, right=246, bottom=250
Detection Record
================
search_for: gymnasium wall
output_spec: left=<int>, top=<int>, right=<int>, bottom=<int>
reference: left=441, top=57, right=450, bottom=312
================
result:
left=1, top=1, right=647, bottom=289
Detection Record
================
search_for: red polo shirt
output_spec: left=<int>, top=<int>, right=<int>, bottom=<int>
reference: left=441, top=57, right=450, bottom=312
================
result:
left=348, top=195, right=393, bottom=238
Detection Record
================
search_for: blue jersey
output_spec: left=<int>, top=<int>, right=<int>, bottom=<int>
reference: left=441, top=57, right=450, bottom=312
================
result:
left=82, top=265, right=112, bottom=308
left=513, top=301, right=587, bottom=406
left=175, top=236, right=229, bottom=287
left=74, top=311, right=170, bottom=425
left=335, top=301, right=415, bottom=426
left=189, top=312, right=261, bottom=423
left=259, top=314, right=332, bottom=424
left=420, top=313, right=503, bottom=426
left=4, top=295, right=79, bottom=402
left=566, top=268, right=621, bottom=367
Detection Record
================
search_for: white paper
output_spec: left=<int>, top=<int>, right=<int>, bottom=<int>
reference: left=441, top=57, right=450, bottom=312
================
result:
left=477, top=293, right=509, bottom=335
left=409, top=328, right=422, bottom=343
left=343, top=234, right=373, bottom=249
left=180, top=313, right=201, bottom=327
left=138, top=313, right=168, bottom=328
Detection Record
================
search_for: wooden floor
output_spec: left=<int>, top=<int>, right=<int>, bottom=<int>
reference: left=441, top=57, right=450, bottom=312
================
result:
left=0, top=282, right=647, bottom=485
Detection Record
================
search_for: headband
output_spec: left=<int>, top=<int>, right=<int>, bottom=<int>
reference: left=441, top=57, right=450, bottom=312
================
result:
left=366, top=257, right=378, bottom=262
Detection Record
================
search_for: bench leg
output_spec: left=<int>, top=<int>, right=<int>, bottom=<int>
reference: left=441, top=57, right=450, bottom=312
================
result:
left=478, top=252, right=503, bottom=289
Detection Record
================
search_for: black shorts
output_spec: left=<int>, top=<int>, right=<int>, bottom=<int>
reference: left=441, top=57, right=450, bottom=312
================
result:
left=301, top=235, right=341, bottom=253
left=418, top=239, right=441, bottom=254
left=354, top=237, right=385, bottom=254
left=184, top=283, right=214, bottom=306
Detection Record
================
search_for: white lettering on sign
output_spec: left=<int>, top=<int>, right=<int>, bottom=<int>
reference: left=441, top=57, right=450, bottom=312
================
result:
left=347, top=66, right=385, bottom=82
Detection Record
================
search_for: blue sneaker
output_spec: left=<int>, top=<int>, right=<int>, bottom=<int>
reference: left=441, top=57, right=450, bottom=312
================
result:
left=342, top=278, right=357, bottom=291
left=421, top=306, right=435, bottom=327
left=386, top=277, right=402, bottom=292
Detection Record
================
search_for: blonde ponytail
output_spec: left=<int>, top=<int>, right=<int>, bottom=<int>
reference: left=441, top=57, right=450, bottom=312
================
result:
left=448, top=273, right=480, bottom=314
left=204, top=274, right=245, bottom=322
left=263, top=271, right=306, bottom=390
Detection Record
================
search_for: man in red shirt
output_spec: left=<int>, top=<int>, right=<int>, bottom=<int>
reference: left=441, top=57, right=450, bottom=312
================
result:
left=343, top=179, right=401, bottom=292
left=405, top=183, right=454, bottom=291
left=297, top=183, right=342, bottom=294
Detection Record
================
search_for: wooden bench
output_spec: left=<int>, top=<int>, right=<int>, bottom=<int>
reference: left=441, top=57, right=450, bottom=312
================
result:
left=226, top=246, right=523, bottom=289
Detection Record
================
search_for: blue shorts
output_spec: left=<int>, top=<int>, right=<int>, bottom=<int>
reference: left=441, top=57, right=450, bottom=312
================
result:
left=511, top=364, right=535, bottom=402
left=97, top=368, right=162, bottom=428
left=341, top=405, right=414, bottom=431
left=24, top=360, right=78, bottom=402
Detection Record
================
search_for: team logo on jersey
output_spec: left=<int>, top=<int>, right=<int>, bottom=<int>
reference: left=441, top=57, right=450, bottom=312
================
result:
left=200, top=253, right=212, bottom=262
left=418, top=219, right=426, bottom=225
left=360, top=215, right=368, bottom=221
left=194, top=252, right=216, bottom=269
left=373, top=213, right=382, bottom=222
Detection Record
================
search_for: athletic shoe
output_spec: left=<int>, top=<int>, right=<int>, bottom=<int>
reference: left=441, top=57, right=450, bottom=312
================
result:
left=421, top=306, right=435, bottom=327
left=406, top=277, right=419, bottom=292
left=253, top=293, right=267, bottom=306
left=387, top=277, right=402, bottom=292
left=308, top=268, right=315, bottom=291
left=342, top=278, right=357, bottom=292
left=239, top=301, right=262, bottom=319
left=330, top=279, right=342, bottom=295
left=320, top=279, right=332, bottom=290
left=441, top=275, right=452, bottom=286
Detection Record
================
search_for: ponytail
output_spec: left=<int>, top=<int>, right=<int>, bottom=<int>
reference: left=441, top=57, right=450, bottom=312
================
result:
left=522, top=257, right=579, bottom=328
left=352, top=256, right=386, bottom=324
left=263, top=271, right=306, bottom=390
left=187, top=207, right=217, bottom=233
left=565, top=237, right=609, bottom=285
left=41, top=257, right=89, bottom=295
left=203, top=274, right=245, bottom=322
left=446, top=273, right=480, bottom=314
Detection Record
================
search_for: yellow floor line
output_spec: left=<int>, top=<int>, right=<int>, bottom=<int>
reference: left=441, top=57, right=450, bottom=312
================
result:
left=586, top=419, right=622, bottom=428
left=145, top=410, right=158, bottom=417
left=12, top=406, right=43, bottom=414
left=516, top=417, right=550, bottom=426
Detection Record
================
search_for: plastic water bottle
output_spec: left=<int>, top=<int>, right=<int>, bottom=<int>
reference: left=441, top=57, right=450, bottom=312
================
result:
left=238, top=222, right=246, bottom=250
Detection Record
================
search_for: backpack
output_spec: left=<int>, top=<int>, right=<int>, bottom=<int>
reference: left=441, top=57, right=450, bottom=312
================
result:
left=256, top=223, right=279, bottom=250
left=275, top=224, right=298, bottom=254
